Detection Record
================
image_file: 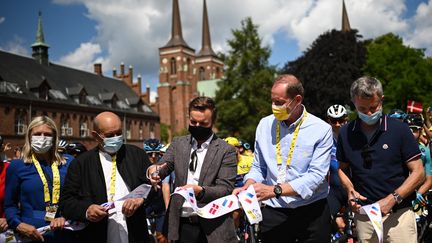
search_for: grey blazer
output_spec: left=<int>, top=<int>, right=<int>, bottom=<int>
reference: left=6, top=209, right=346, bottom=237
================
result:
left=158, top=134, right=237, bottom=242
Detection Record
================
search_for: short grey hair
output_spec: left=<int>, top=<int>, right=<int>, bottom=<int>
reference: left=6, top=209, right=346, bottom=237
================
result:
left=350, top=76, right=383, bottom=100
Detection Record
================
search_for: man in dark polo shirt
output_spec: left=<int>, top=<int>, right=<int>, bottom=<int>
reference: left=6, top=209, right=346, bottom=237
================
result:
left=337, top=76, right=424, bottom=242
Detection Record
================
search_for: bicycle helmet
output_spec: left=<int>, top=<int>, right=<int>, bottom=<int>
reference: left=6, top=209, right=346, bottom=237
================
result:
left=327, top=105, right=347, bottom=119
left=404, top=113, right=423, bottom=128
left=58, top=139, right=68, bottom=150
left=224, top=137, right=240, bottom=147
left=388, top=109, right=407, bottom=120
left=144, top=139, right=164, bottom=153
left=65, top=142, right=88, bottom=157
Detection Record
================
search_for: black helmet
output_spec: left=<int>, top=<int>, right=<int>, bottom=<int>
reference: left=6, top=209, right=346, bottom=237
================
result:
left=144, top=139, right=163, bottom=153
left=65, top=142, right=88, bottom=157
left=404, top=113, right=423, bottom=128
left=388, top=109, right=406, bottom=120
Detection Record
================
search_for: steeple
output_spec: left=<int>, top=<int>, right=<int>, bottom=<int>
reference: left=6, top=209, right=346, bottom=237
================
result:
left=198, top=0, right=216, bottom=57
left=31, top=11, right=50, bottom=65
left=163, top=0, right=191, bottom=48
left=341, top=0, right=351, bottom=32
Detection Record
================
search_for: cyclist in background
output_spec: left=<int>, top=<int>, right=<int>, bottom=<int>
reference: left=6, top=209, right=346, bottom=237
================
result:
left=224, top=137, right=253, bottom=187
left=144, top=139, right=167, bottom=243
left=388, top=109, right=407, bottom=121
left=404, top=114, right=432, bottom=206
left=65, top=142, right=87, bottom=158
left=326, top=105, right=349, bottom=241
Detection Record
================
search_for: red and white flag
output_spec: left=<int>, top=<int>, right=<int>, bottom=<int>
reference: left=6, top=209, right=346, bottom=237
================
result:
left=407, top=100, right=423, bottom=113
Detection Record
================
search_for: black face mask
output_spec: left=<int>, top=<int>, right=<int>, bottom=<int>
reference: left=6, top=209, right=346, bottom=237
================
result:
left=189, top=125, right=213, bottom=141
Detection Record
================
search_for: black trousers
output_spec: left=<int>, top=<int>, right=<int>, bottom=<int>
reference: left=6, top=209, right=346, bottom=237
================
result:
left=260, top=198, right=331, bottom=243
left=176, top=218, right=208, bottom=243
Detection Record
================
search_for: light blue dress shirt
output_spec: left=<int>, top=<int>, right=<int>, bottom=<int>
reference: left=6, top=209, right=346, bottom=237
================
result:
left=244, top=106, right=332, bottom=208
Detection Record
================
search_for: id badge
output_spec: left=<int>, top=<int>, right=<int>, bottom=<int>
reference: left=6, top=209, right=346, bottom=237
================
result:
left=45, top=205, right=58, bottom=222
left=277, top=165, right=287, bottom=184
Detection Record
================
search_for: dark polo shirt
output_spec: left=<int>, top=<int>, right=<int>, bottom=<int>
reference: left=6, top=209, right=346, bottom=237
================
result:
left=336, top=115, right=421, bottom=207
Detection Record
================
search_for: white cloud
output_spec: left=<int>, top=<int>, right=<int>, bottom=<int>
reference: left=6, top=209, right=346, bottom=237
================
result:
left=57, top=42, right=103, bottom=72
left=0, top=35, right=30, bottom=56
left=50, top=0, right=430, bottom=92
left=150, top=91, right=157, bottom=103
left=0, top=17, right=5, bottom=24
left=406, top=0, right=432, bottom=55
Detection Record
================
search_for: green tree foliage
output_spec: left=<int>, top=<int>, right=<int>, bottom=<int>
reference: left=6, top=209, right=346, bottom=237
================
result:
left=215, top=17, right=276, bottom=144
left=160, top=123, right=169, bottom=143
left=363, top=33, right=432, bottom=111
left=281, top=29, right=366, bottom=117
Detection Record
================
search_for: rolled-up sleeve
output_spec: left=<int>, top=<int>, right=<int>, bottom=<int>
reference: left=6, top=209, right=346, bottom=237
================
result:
left=288, top=126, right=332, bottom=199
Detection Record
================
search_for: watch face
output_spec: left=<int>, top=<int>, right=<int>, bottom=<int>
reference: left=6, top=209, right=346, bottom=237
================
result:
left=274, top=185, right=282, bottom=194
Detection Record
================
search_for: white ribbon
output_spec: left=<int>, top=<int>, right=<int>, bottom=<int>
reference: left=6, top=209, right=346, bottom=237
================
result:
left=173, top=185, right=263, bottom=224
left=360, top=202, right=383, bottom=243
left=0, top=220, right=87, bottom=243
left=0, top=184, right=153, bottom=242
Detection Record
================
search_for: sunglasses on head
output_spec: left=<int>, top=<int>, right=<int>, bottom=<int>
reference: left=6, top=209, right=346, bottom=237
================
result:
left=329, top=117, right=346, bottom=124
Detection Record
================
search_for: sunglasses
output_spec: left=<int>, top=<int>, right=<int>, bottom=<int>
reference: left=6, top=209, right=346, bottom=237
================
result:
left=361, top=145, right=374, bottom=169
left=329, top=117, right=347, bottom=124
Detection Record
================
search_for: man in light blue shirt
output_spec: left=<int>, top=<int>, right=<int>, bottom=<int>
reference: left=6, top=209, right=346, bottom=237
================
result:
left=233, top=74, right=333, bottom=243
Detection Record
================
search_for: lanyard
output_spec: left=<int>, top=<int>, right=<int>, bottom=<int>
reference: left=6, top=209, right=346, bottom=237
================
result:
left=275, top=112, right=307, bottom=166
left=109, top=154, right=117, bottom=202
left=32, top=154, right=60, bottom=205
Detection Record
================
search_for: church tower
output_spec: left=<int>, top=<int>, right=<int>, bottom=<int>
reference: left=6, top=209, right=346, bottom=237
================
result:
left=341, top=0, right=351, bottom=32
left=32, top=11, right=50, bottom=65
left=195, top=0, right=224, bottom=82
left=158, top=0, right=196, bottom=137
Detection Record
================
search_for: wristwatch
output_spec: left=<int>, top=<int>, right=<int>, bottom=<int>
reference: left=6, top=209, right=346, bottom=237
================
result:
left=392, top=192, right=403, bottom=204
left=274, top=184, right=283, bottom=199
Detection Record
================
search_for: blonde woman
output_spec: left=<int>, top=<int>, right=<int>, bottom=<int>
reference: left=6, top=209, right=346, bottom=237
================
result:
left=4, top=116, right=74, bottom=242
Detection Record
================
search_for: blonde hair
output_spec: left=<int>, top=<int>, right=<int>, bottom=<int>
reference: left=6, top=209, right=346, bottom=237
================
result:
left=21, top=116, right=66, bottom=165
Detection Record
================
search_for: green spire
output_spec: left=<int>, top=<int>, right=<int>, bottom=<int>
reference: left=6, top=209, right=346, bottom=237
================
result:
left=31, top=11, right=49, bottom=48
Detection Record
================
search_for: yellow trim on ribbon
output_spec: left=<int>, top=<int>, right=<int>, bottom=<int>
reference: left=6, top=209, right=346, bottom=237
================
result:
left=276, top=112, right=307, bottom=166
left=109, top=154, right=117, bottom=202
left=32, top=154, right=60, bottom=205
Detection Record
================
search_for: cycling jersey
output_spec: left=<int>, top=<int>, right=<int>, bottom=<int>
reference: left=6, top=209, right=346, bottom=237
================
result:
left=419, top=143, right=432, bottom=176
left=237, top=154, right=253, bottom=175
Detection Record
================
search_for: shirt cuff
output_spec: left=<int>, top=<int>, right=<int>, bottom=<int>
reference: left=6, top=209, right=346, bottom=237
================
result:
left=9, top=218, right=22, bottom=230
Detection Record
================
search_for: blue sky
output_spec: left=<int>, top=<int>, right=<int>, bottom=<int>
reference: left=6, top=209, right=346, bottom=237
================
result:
left=1, top=0, right=431, bottom=101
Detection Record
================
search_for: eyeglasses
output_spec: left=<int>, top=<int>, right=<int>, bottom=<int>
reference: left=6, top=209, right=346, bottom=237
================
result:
left=361, top=145, right=373, bottom=169
left=189, top=150, right=198, bottom=172
left=329, top=117, right=347, bottom=124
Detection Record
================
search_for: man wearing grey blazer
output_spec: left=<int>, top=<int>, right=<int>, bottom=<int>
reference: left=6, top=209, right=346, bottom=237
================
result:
left=148, top=96, right=237, bottom=243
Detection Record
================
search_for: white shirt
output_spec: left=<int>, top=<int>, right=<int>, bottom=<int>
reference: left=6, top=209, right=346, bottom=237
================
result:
left=99, top=151, right=130, bottom=243
left=181, top=134, right=213, bottom=217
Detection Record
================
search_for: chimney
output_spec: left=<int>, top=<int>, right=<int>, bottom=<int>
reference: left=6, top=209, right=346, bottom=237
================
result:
left=137, top=74, right=142, bottom=93
left=128, top=65, right=133, bottom=81
left=146, top=83, right=150, bottom=104
left=112, top=67, right=117, bottom=77
left=120, top=62, right=125, bottom=75
left=94, top=63, right=102, bottom=75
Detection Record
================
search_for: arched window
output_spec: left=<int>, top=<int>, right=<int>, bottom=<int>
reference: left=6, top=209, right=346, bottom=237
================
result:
left=187, top=58, right=192, bottom=76
left=170, top=58, right=176, bottom=75
left=61, top=115, right=72, bottom=136
left=199, top=67, right=205, bottom=80
left=126, top=121, right=132, bottom=140
left=139, top=122, right=143, bottom=140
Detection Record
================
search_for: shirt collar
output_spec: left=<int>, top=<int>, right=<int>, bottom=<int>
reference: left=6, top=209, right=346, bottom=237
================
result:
left=191, top=134, right=214, bottom=150
left=282, top=105, right=307, bottom=129
left=352, top=113, right=388, bottom=132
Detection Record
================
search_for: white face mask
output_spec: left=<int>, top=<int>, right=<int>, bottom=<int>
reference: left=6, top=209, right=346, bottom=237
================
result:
left=31, top=135, right=53, bottom=154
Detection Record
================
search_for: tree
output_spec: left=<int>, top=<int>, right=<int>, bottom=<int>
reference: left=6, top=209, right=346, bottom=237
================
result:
left=281, top=29, right=366, bottom=117
left=215, top=17, right=276, bottom=144
left=363, top=33, right=432, bottom=111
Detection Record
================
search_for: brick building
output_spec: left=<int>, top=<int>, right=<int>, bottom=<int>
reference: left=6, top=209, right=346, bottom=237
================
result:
left=0, top=12, right=159, bottom=159
left=156, top=0, right=224, bottom=140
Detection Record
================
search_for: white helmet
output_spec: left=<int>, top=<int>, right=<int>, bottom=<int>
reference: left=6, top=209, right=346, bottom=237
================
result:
left=327, top=104, right=347, bottom=119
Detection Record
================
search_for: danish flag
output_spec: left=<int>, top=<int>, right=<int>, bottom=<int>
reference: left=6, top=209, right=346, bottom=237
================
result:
left=407, top=100, right=423, bottom=113
left=209, top=203, right=219, bottom=215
